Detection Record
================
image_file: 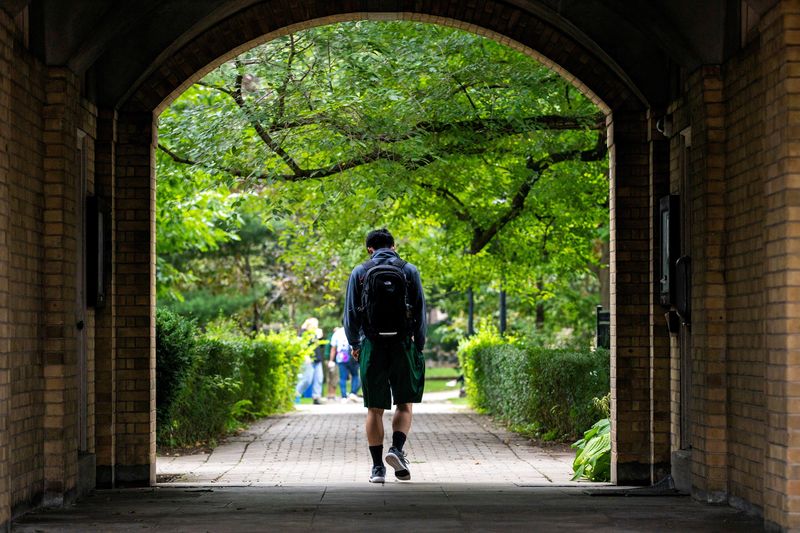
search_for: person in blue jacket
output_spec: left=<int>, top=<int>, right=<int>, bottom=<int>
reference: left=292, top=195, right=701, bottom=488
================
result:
left=344, top=228, right=426, bottom=484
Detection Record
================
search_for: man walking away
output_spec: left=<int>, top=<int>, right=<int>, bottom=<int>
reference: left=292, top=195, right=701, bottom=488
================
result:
left=344, top=228, right=426, bottom=483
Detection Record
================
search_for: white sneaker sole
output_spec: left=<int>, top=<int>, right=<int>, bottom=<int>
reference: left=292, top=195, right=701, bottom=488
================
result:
left=369, top=475, right=385, bottom=483
left=385, top=453, right=411, bottom=481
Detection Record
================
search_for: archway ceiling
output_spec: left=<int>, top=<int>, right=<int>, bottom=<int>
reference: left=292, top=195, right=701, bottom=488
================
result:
left=23, top=0, right=735, bottom=110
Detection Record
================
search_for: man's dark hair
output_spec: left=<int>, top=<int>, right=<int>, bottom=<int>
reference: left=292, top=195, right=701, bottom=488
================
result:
left=365, top=228, right=395, bottom=250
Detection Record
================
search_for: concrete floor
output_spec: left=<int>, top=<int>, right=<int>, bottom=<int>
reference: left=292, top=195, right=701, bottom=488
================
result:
left=13, top=484, right=762, bottom=532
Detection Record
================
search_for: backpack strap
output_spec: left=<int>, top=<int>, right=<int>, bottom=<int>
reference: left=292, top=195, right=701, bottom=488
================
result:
left=361, top=259, right=377, bottom=271
left=358, top=259, right=377, bottom=284
left=388, top=257, right=407, bottom=269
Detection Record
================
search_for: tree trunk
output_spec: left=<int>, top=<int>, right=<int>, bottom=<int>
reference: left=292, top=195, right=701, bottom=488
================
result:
left=535, top=280, right=545, bottom=331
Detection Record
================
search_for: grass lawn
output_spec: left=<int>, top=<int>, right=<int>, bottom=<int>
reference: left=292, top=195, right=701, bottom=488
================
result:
left=296, top=366, right=462, bottom=402
left=425, top=367, right=461, bottom=379
left=447, top=396, right=469, bottom=405
left=424, top=377, right=460, bottom=393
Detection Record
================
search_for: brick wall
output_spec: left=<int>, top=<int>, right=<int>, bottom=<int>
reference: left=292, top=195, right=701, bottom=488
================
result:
left=687, top=67, right=729, bottom=501
left=662, top=3, right=800, bottom=528
left=0, top=7, right=47, bottom=521
left=759, top=2, right=800, bottom=529
left=113, top=112, right=155, bottom=486
left=0, top=7, right=101, bottom=522
left=607, top=110, right=655, bottom=484
left=723, top=36, right=766, bottom=513
left=648, top=109, right=672, bottom=482
left=41, top=66, right=81, bottom=505
left=94, top=109, right=116, bottom=487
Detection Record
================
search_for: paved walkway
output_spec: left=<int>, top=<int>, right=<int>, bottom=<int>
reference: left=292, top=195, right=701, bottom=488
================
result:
left=13, top=392, right=764, bottom=531
left=156, top=392, right=576, bottom=486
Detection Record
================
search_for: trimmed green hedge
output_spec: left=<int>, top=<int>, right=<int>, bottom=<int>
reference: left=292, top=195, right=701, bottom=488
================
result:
left=156, top=309, right=310, bottom=447
left=458, top=328, right=609, bottom=440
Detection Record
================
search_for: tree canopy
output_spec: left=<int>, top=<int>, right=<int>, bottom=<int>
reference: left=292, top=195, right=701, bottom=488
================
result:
left=157, top=21, right=608, bottom=343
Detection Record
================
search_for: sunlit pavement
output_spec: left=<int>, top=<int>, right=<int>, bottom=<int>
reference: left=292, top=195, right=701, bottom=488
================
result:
left=13, top=391, right=762, bottom=531
left=155, top=389, right=577, bottom=486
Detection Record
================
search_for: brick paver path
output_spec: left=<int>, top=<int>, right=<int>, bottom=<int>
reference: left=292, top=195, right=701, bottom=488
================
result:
left=157, top=393, right=579, bottom=486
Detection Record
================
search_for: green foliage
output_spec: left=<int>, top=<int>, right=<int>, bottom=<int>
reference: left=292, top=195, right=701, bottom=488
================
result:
left=165, top=287, right=264, bottom=326
left=156, top=21, right=609, bottom=344
left=155, top=308, right=199, bottom=427
left=156, top=311, right=310, bottom=447
left=458, top=328, right=609, bottom=440
left=457, top=327, right=509, bottom=411
left=571, top=418, right=611, bottom=482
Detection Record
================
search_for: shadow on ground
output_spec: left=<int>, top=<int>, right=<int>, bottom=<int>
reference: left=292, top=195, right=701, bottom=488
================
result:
left=13, top=485, right=762, bottom=532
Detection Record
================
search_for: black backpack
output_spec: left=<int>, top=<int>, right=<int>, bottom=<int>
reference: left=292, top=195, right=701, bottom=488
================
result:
left=359, top=257, right=412, bottom=341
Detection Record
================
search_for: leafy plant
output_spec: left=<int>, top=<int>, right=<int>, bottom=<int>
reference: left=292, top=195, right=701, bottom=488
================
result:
left=571, top=417, right=611, bottom=481
left=155, top=308, right=199, bottom=427
left=458, top=328, right=609, bottom=440
left=156, top=21, right=608, bottom=344
left=156, top=311, right=309, bottom=447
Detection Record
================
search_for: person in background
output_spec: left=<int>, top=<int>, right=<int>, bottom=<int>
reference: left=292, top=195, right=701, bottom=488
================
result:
left=296, top=317, right=326, bottom=405
left=329, top=326, right=360, bottom=403
left=326, top=354, right=338, bottom=401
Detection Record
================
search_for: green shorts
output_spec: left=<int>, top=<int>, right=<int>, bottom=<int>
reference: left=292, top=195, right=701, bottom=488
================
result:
left=359, top=338, right=425, bottom=409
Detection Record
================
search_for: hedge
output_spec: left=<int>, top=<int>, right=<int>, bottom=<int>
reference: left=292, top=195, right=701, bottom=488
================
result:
left=458, top=328, right=609, bottom=440
left=156, top=309, right=310, bottom=447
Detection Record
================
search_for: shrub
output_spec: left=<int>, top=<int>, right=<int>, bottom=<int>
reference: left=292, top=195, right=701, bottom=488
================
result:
left=155, top=308, right=199, bottom=427
left=156, top=311, right=309, bottom=447
left=458, top=328, right=609, bottom=440
left=457, top=327, right=508, bottom=411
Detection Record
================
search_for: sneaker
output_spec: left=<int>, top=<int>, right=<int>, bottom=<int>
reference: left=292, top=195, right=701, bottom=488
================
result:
left=385, top=447, right=411, bottom=481
left=348, top=393, right=360, bottom=403
left=312, top=398, right=326, bottom=405
left=369, top=465, right=386, bottom=483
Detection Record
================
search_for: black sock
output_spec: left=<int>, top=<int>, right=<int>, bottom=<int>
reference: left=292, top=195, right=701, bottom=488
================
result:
left=369, top=445, right=384, bottom=467
left=392, top=431, right=407, bottom=451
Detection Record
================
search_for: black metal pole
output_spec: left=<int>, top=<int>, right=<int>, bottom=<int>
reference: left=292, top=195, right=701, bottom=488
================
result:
left=467, top=287, right=475, bottom=336
left=499, top=289, right=507, bottom=334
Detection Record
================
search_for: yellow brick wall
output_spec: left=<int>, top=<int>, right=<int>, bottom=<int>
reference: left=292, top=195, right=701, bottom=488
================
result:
left=0, top=6, right=47, bottom=519
left=723, top=36, right=767, bottom=512
left=759, top=2, right=800, bottom=529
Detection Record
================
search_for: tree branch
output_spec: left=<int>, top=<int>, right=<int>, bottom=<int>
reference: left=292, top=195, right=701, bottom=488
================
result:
left=196, top=81, right=234, bottom=95
left=158, top=142, right=271, bottom=180
left=233, top=58, right=305, bottom=176
left=467, top=138, right=607, bottom=254
left=158, top=142, right=433, bottom=183
left=415, top=181, right=477, bottom=225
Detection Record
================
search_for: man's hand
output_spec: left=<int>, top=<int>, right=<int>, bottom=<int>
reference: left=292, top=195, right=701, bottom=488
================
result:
left=327, top=360, right=336, bottom=371
left=351, top=346, right=361, bottom=362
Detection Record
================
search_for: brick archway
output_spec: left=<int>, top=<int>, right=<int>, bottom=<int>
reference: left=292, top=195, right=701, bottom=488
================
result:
left=10, top=1, right=800, bottom=530
left=106, top=3, right=664, bottom=492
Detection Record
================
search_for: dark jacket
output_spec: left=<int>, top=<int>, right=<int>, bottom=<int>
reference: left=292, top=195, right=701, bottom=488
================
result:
left=343, top=248, right=426, bottom=352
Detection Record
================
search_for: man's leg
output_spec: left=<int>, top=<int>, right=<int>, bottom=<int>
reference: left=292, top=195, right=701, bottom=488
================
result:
left=392, top=403, right=412, bottom=436
left=385, top=403, right=413, bottom=480
left=366, top=408, right=386, bottom=483
left=366, top=407, right=385, bottom=445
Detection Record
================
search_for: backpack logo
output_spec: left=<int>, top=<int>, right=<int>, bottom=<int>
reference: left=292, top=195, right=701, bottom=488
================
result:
left=359, top=258, right=411, bottom=340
